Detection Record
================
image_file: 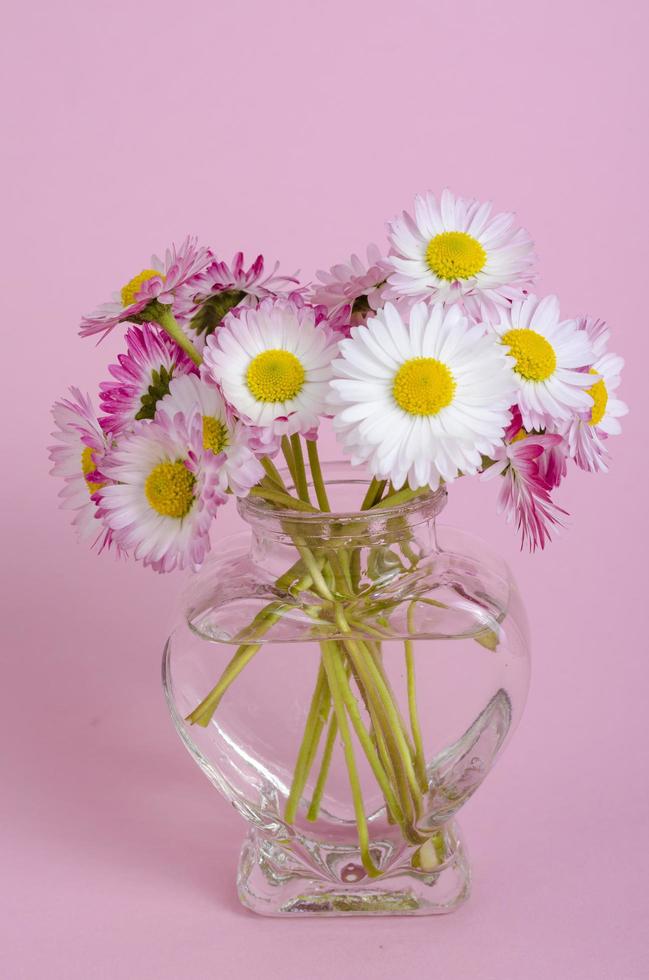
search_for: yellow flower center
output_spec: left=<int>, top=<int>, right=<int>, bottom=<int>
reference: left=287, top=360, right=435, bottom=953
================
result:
left=202, top=415, right=229, bottom=455
left=246, top=349, right=305, bottom=403
left=501, top=328, right=557, bottom=382
left=81, top=445, right=106, bottom=494
left=145, top=461, right=195, bottom=518
left=586, top=369, right=608, bottom=426
left=392, top=357, right=456, bottom=415
left=425, top=231, right=486, bottom=281
left=121, top=269, right=163, bottom=308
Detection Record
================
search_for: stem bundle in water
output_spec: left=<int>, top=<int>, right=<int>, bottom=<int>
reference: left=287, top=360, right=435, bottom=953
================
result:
left=186, top=435, right=434, bottom=874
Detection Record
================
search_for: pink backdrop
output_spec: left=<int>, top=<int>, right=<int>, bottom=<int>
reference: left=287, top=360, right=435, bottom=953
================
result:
left=2, top=1, right=648, bottom=977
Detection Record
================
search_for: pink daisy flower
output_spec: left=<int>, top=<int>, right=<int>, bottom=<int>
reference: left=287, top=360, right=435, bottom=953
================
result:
left=291, top=289, right=354, bottom=341
left=482, top=433, right=567, bottom=551
left=559, top=318, right=628, bottom=473
left=310, top=244, right=391, bottom=323
left=504, top=405, right=568, bottom=488
left=49, top=388, right=119, bottom=552
left=318, top=303, right=354, bottom=338
left=99, top=324, right=197, bottom=436
left=80, top=236, right=212, bottom=340
left=179, top=252, right=301, bottom=342
left=96, top=411, right=227, bottom=573
left=156, top=374, right=264, bottom=496
left=535, top=434, right=568, bottom=489
left=237, top=420, right=283, bottom=460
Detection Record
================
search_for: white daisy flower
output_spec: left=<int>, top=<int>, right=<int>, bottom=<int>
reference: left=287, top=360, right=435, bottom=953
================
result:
left=328, top=302, right=516, bottom=490
left=559, top=318, right=628, bottom=472
left=97, top=412, right=226, bottom=573
left=387, top=189, right=536, bottom=311
left=156, top=373, right=264, bottom=495
left=492, top=294, right=595, bottom=431
left=202, top=297, right=339, bottom=439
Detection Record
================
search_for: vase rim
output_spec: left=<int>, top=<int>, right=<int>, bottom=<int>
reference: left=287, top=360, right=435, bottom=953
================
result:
left=238, top=458, right=447, bottom=539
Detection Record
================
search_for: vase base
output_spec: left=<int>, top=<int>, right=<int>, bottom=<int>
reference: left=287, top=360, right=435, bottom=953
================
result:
left=236, top=822, right=471, bottom=917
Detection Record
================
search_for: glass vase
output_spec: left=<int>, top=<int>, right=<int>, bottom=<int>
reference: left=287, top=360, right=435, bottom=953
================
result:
left=163, top=461, right=530, bottom=916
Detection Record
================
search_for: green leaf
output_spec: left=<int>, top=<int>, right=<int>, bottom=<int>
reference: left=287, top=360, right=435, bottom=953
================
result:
left=135, top=364, right=174, bottom=420
left=351, top=293, right=372, bottom=317
left=473, top=626, right=499, bottom=651
left=189, top=290, right=247, bottom=337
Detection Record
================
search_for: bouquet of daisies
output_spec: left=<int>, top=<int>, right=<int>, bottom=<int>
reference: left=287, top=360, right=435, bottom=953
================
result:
left=50, top=190, right=627, bottom=873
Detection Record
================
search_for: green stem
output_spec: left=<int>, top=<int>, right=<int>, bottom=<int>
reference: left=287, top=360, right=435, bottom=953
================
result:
left=401, top=540, right=420, bottom=567
left=306, top=439, right=330, bottom=511
left=370, top=485, right=430, bottom=510
left=350, top=548, right=362, bottom=593
left=320, top=642, right=381, bottom=878
left=326, top=643, right=404, bottom=824
left=337, top=613, right=415, bottom=762
left=249, top=486, right=318, bottom=513
left=346, top=476, right=386, bottom=594
left=155, top=306, right=203, bottom=367
left=294, top=543, right=335, bottom=601
left=280, top=436, right=299, bottom=491
left=186, top=643, right=260, bottom=726
left=346, top=616, right=392, bottom=640
left=360, top=477, right=387, bottom=510
left=284, top=663, right=331, bottom=823
left=346, top=653, right=401, bottom=825
left=290, top=434, right=312, bottom=505
left=364, top=639, right=416, bottom=760
left=372, top=722, right=399, bottom=824
left=306, top=713, right=338, bottom=821
left=328, top=551, right=353, bottom=596
left=307, top=650, right=352, bottom=822
left=405, top=603, right=428, bottom=793
left=275, top=556, right=313, bottom=591
left=339, top=628, right=424, bottom=836
left=186, top=596, right=296, bottom=727
left=343, top=638, right=418, bottom=837
left=260, top=457, right=287, bottom=492
left=412, top=596, right=448, bottom=609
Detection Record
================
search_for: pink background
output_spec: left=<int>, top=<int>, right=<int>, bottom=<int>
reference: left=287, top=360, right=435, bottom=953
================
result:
left=2, top=1, right=648, bottom=977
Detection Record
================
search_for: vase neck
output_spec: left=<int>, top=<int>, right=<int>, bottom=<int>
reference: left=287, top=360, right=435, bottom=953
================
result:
left=238, top=461, right=447, bottom=553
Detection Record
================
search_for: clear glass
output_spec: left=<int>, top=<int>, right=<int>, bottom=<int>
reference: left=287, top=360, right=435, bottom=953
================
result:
left=163, top=462, right=530, bottom=916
